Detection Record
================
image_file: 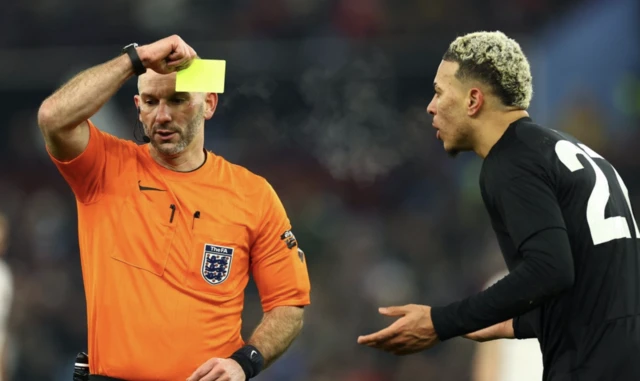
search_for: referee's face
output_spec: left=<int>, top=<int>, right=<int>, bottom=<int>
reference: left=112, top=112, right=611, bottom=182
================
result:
left=135, top=72, right=213, bottom=156
left=427, top=61, right=473, bottom=156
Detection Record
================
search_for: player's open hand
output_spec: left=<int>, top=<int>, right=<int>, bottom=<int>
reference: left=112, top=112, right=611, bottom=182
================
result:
left=186, top=357, right=245, bottom=381
left=357, top=304, right=440, bottom=355
left=138, top=35, right=197, bottom=74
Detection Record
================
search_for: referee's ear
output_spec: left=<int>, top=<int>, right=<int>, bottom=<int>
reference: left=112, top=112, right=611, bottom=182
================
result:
left=204, top=92, right=218, bottom=120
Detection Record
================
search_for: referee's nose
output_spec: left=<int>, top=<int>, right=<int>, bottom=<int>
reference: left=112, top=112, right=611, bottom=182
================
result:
left=155, top=102, right=173, bottom=124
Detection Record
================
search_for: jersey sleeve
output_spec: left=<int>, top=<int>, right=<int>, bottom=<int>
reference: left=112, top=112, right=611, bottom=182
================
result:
left=513, top=308, right=540, bottom=339
left=430, top=151, right=574, bottom=341
left=431, top=227, right=574, bottom=340
left=250, top=180, right=311, bottom=312
left=485, top=271, right=540, bottom=339
left=46, top=120, right=128, bottom=204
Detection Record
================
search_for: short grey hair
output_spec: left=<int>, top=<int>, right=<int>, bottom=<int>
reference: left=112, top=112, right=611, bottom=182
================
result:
left=443, top=31, right=533, bottom=109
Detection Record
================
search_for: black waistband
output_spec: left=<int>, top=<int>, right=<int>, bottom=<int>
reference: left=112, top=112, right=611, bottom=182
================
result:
left=89, top=376, right=126, bottom=381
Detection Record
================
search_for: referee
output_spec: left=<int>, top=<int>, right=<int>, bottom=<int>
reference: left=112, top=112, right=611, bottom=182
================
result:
left=38, top=35, right=311, bottom=381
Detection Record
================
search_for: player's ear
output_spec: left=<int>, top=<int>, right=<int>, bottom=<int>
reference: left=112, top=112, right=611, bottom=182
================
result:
left=467, top=88, right=484, bottom=116
left=204, top=93, right=218, bottom=120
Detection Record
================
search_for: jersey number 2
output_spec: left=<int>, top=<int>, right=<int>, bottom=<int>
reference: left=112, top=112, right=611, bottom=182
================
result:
left=555, top=140, right=640, bottom=245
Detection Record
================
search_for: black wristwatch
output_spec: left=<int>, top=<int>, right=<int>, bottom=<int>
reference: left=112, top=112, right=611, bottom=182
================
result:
left=122, top=43, right=147, bottom=76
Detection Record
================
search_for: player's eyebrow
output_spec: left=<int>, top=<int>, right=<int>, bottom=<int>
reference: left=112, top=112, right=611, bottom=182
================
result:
left=433, top=82, right=441, bottom=92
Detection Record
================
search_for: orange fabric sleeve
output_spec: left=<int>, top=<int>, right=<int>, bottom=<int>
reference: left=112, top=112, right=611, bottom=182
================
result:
left=250, top=180, right=311, bottom=312
left=47, top=121, right=127, bottom=204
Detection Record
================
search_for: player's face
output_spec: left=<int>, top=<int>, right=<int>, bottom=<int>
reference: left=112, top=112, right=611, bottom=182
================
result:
left=136, top=72, right=213, bottom=156
left=426, top=61, right=473, bottom=156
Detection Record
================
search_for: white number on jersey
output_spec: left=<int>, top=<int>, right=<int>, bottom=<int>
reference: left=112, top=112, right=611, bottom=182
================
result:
left=555, top=140, right=640, bottom=245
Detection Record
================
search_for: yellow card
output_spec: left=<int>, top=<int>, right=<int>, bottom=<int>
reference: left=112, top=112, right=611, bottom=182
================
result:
left=175, top=59, right=226, bottom=93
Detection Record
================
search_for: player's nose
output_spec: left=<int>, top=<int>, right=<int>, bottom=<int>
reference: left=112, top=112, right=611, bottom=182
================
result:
left=426, top=96, right=436, bottom=116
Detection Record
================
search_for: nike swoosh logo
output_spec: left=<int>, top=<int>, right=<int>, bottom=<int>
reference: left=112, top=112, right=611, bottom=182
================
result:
left=138, top=181, right=166, bottom=192
left=250, top=350, right=257, bottom=359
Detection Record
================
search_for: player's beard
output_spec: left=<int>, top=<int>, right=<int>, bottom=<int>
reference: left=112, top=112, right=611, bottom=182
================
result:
left=446, top=147, right=460, bottom=158
left=146, top=107, right=204, bottom=156
left=445, top=123, right=473, bottom=158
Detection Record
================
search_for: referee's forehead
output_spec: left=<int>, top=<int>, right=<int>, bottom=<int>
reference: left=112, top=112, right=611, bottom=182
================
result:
left=137, top=71, right=178, bottom=96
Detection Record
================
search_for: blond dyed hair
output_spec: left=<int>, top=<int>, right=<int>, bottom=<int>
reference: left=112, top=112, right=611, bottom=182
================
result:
left=443, top=31, right=533, bottom=109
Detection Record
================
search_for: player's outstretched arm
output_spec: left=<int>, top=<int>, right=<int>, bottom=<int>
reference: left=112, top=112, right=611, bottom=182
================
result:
left=357, top=304, right=440, bottom=355
left=464, top=319, right=514, bottom=342
left=37, top=35, right=197, bottom=161
left=430, top=153, right=575, bottom=343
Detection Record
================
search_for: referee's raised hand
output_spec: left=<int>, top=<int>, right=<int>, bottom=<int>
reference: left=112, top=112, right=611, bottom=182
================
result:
left=137, top=35, right=198, bottom=74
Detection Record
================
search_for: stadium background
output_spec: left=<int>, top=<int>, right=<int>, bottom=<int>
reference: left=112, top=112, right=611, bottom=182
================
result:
left=0, top=0, right=639, bottom=380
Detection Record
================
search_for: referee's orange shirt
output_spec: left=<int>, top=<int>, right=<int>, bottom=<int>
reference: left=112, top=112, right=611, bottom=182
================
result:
left=48, top=121, right=311, bottom=381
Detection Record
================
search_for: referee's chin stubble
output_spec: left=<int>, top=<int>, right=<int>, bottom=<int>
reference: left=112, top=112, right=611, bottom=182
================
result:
left=144, top=106, right=203, bottom=155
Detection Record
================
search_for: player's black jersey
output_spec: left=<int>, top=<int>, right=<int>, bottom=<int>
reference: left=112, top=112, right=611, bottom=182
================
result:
left=480, top=117, right=640, bottom=379
left=431, top=116, right=640, bottom=380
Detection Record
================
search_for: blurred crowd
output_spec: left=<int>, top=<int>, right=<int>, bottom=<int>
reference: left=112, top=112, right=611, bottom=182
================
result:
left=1, top=0, right=639, bottom=380
left=3, top=0, right=585, bottom=48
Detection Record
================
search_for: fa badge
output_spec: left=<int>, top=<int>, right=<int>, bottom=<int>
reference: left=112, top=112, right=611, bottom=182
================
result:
left=201, top=244, right=234, bottom=285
